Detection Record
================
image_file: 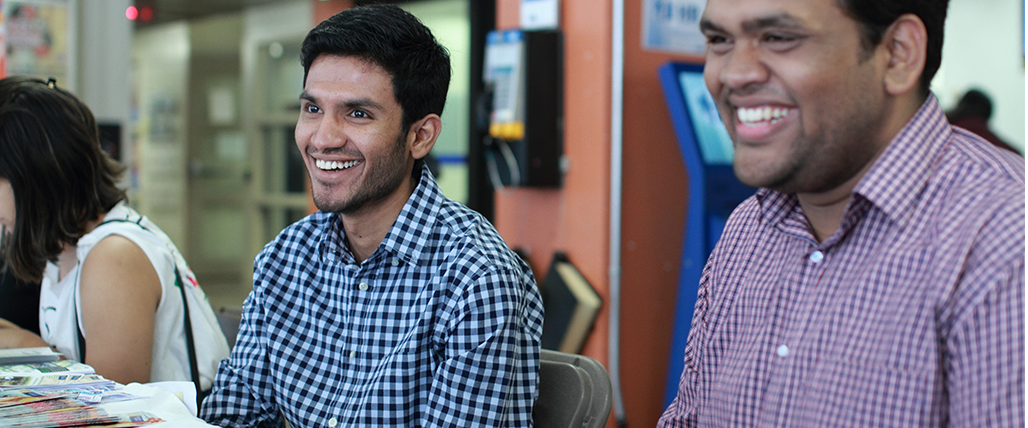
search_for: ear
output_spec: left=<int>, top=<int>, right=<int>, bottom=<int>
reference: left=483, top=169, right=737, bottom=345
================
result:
left=881, top=13, right=928, bottom=96
left=407, top=114, right=441, bottom=160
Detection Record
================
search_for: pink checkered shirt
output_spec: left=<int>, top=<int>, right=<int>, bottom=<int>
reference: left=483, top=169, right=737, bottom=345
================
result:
left=658, top=95, right=1024, bottom=427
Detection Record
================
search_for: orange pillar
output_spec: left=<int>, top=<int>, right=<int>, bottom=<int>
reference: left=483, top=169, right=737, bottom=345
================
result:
left=493, top=0, right=703, bottom=427
left=312, top=0, right=352, bottom=24
left=492, top=0, right=614, bottom=425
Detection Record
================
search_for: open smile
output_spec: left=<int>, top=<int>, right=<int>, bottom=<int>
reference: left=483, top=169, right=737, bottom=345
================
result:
left=737, top=106, right=792, bottom=125
left=733, top=105, right=797, bottom=142
left=315, top=159, right=362, bottom=171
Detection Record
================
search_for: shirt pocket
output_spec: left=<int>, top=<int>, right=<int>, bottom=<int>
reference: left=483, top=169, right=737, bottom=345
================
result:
left=360, top=282, right=434, bottom=359
left=798, top=244, right=943, bottom=425
left=824, top=244, right=940, bottom=370
left=802, top=357, right=940, bottom=426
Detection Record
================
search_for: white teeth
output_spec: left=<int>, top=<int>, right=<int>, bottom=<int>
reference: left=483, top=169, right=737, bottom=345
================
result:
left=737, top=106, right=790, bottom=124
left=315, top=159, right=361, bottom=171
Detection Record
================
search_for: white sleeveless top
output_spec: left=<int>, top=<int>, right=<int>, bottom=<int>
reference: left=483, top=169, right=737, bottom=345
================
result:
left=38, top=203, right=230, bottom=390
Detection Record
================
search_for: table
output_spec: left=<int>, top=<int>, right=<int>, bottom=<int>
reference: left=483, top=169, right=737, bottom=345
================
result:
left=98, top=382, right=217, bottom=427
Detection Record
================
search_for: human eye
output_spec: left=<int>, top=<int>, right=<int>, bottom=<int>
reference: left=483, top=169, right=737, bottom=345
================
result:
left=302, top=102, right=321, bottom=115
left=705, top=33, right=733, bottom=55
left=761, top=32, right=802, bottom=51
left=349, top=109, right=371, bottom=119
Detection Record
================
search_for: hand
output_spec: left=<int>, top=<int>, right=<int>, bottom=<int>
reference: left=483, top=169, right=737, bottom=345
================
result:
left=0, top=317, right=50, bottom=349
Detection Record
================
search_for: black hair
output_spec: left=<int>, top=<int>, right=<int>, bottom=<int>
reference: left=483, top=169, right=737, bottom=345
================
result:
left=301, top=4, right=451, bottom=135
left=837, top=0, right=948, bottom=97
left=0, top=76, right=126, bottom=282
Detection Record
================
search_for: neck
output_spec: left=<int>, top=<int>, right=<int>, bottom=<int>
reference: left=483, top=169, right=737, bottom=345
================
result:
left=57, top=212, right=105, bottom=279
left=340, top=176, right=418, bottom=264
left=796, top=187, right=855, bottom=243
left=81, top=214, right=104, bottom=235
left=57, top=244, right=78, bottom=280
left=796, top=95, right=925, bottom=242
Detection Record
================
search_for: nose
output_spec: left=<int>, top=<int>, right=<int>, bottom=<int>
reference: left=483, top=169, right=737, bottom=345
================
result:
left=307, top=113, right=347, bottom=152
left=718, top=40, right=769, bottom=91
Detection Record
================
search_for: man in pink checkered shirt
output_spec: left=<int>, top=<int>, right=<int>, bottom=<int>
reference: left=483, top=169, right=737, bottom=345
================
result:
left=658, top=0, right=1024, bottom=426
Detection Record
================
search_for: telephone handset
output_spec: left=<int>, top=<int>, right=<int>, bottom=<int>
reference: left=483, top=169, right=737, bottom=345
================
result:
left=482, top=29, right=563, bottom=188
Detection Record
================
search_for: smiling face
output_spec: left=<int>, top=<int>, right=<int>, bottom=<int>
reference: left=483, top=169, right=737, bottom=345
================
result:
left=296, top=54, right=417, bottom=216
left=701, top=0, right=893, bottom=195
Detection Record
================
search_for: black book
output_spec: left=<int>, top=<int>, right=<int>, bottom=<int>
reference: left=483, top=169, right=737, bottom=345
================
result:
left=539, top=252, right=602, bottom=353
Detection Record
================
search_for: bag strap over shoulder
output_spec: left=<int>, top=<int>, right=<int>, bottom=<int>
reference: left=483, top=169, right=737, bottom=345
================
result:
left=173, top=263, right=203, bottom=401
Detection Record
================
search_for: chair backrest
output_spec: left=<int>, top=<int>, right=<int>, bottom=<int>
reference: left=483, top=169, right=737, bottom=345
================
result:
left=215, top=306, right=242, bottom=349
left=533, top=349, right=613, bottom=428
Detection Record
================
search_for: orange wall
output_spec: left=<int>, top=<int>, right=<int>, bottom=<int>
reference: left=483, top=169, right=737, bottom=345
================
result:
left=492, top=0, right=612, bottom=377
left=312, top=0, right=352, bottom=24
left=619, top=0, right=703, bottom=425
left=493, top=1, right=703, bottom=427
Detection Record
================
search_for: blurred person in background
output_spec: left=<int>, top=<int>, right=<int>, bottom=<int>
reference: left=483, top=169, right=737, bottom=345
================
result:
left=946, top=88, right=1020, bottom=155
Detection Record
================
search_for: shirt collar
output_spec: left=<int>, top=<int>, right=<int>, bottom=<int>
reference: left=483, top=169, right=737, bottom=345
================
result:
left=377, top=164, right=443, bottom=266
left=316, top=164, right=442, bottom=267
left=757, top=95, right=951, bottom=229
left=852, top=94, right=950, bottom=225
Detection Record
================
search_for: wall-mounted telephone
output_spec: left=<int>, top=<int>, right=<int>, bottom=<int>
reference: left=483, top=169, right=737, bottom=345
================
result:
left=482, top=29, right=563, bottom=188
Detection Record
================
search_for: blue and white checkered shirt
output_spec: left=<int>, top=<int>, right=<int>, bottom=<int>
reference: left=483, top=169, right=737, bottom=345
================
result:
left=658, top=95, right=1025, bottom=427
left=201, top=166, right=544, bottom=427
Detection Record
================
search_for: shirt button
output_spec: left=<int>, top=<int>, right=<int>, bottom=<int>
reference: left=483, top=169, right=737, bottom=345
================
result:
left=391, top=258, right=400, bottom=267
left=349, top=350, right=356, bottom=359
left=328, top=417, right=338, bottom=427
left=809, top=251, right=824, bottom=264
left=358, top=281, right=369, bottom=291
left=777, top=344, right=789, bottom=357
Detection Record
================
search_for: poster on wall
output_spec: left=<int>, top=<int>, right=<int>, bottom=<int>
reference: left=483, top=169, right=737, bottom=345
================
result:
left=0, top=0, right=72, bottom=83
left=520, top=0, right=560, bottom=30
left=642, top=0, right=707, bottom=56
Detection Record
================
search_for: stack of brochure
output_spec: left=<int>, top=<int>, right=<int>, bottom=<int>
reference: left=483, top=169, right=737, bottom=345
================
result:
left=0, top=347, right=62, bottom=365
left=0, top=360, right=95, bottom=377
left=0, top=347, right=164, bottom=427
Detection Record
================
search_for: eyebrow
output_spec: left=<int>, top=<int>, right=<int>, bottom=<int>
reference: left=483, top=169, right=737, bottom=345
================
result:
left=299, top=91, right=385, bottom=112
left=700, top=13, right=805, bottom=34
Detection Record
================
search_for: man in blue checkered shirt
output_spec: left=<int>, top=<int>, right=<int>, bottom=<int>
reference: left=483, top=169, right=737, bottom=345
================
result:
left=200, top=5, right=544, bottom=427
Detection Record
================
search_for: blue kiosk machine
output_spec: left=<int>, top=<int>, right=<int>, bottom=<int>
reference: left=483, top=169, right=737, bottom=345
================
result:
left=658, top=62, right=755, bottom=407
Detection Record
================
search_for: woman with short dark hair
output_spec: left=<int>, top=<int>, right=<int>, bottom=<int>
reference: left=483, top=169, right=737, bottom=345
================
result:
left=0, top=76, right=228, bottom=392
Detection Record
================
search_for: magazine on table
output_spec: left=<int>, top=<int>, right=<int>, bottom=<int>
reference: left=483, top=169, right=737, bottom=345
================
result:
left=0, top=396, right=90, bottom=417
left=0, top=361, right=95, bottom=377
left=1, top=387, right=136, bottom=406
left=0, top=374, right=114, bottom=392
left=0, top=404, right=163, bottom=427
left=0, top=391, right=74, bottom=409
left=0, top=348, right=62, bottom=365
left=0, top=359, right=181, bottom=426
left=0, top=391, right=162, bottom=427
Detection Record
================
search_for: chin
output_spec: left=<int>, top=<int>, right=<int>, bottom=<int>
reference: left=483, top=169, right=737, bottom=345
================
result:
left=312, top=194, right=346, bottom=213
left=733, top=162, right=766, bottom=188
left=735, top=166, right=793, bottom=191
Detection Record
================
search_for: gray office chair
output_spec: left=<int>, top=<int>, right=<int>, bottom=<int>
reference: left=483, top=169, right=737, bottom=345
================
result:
left=215, top=306, right=242, bottom=349
left=533, top=349, right=613, bottom=428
